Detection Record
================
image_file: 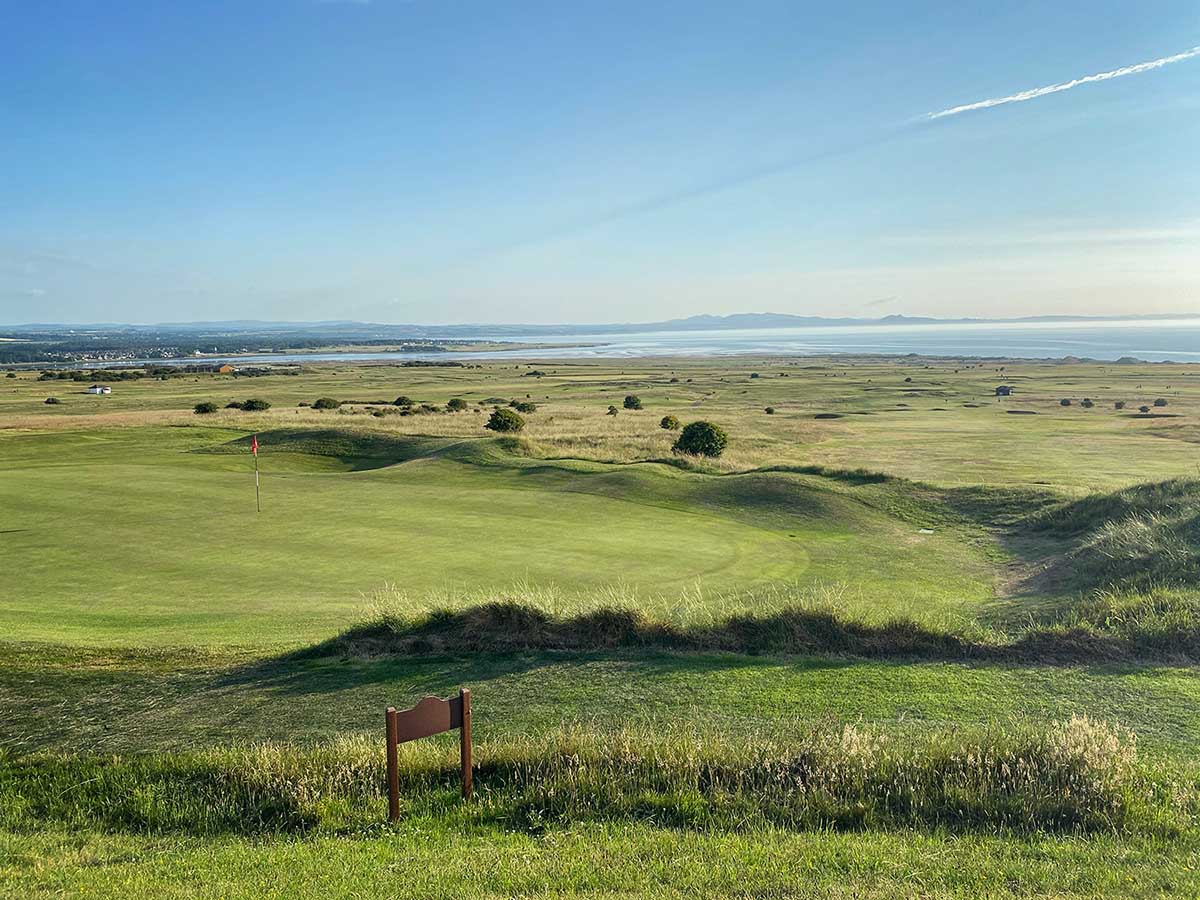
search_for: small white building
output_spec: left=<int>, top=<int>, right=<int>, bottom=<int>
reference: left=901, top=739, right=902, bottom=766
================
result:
left=85, top=385, right=112, bottom=395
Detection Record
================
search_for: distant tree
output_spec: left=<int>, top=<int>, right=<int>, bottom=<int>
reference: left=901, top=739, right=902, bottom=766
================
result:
left=623, top=394, right=643, bottom=410
left=660, top=415, right=680, bottom=430
left=673, top=421, right=728, bottom=458
left=193, top=401, right=219, bottom=415
left=607, top=405, right=619, bottom=416
left=1154, top=398, right=1168, bottom=407
left=44, top=397, right=61, bottom=405
left=1139, top=405, right=1151, bottom=414
left=485, top=407, right=525, bottom=432
left=1060, top=398, right=1072, bottom=407
left=312, top=397, right=341, bottom=410
left=241, top=398, right=271, bottom=411
left=764, top=406, right=776, bottom=414
left=1114, top=401, right=1126, bottom=410
left=393, top=396, right=413, bottom=407
left=446, top=397, right=468, bottom=412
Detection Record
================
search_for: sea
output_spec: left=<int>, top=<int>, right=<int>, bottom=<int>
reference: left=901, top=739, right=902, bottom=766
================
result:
left=152, top=318, right=1200, bottom=366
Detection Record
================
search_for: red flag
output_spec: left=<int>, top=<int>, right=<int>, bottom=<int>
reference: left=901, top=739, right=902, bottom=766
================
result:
left=251, top=435, right=259, bottom=456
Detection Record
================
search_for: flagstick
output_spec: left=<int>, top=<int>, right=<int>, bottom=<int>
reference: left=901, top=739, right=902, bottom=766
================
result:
left=253, top=436, right=261, bottom=513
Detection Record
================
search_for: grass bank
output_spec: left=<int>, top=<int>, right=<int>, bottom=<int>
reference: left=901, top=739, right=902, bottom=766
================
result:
left=2, top=717, right=1188, bottom=837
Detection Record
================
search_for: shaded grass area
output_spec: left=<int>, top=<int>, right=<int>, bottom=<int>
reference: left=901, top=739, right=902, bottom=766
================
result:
left=6, top=643, right=1200, bottom=760
left=1, top=717, right=1186, bottom=837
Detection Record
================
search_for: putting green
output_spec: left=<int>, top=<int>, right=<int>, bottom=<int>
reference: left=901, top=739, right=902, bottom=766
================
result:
left=0, top=425, right=995, bottom=647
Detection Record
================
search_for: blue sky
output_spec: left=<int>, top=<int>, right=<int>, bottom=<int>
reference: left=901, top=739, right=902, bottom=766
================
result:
left=1, top=0, right=1197, bottom=324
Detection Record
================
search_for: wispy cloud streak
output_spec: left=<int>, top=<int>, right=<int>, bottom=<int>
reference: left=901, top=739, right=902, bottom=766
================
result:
left=926, top=45, right=1200, bottom=119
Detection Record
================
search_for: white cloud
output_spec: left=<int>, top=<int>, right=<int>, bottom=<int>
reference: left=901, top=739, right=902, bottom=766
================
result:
left=926, top=44, right=1200, bottom=119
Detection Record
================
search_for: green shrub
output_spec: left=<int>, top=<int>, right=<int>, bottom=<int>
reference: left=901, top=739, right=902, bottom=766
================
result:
left=1154, top=398, right=1168, bottom=407
left=393, top=396, right=413, bottom=407
left=5, top=372, right=15, bottom=378
left=623, top=394, right=642, bottom=410
left=241, top=398, right=271, bottom=412
left=312, top=397, right=340, bottom=410
left=193, top=401, right=219, bottom=415
left=511, top=401, right=538, bottom=413
left=1139, top=405, right=1151, bottom=414
left=1115, top=401, right=1126, bottom=410
left=1060, top=399, right=1072, bottom=407
left=764, top=406, right=775, bottom=415
left=1081, top=398, right=1094, bottom=409
left=607, top=405, right=619, bottom=416
left=225, top=401, right=244, bottom=410
left=486, top=408, right=525, bottom=433
left=44, top=397, right=61, bottom=405
left=673, top=421, right=728, bottom=457
left=660, top=415, right=680, bottom=431
left=446, top=397, right=468, bottom=412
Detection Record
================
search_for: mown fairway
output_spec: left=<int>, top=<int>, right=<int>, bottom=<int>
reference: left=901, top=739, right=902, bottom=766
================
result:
left=5, top=356, right=1200, bottom=897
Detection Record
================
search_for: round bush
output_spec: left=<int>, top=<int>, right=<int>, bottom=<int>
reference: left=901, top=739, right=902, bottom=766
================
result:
left=446, top=397, right=468, bottom=412
left=673, top=421, right=728, bottom=458
left=44, top=397, right=61, bottom=405
left=312, top=397, right=341, bottom=410
left=1139, top=405, right=1151, bottom=414
left=225, top=401, right=244, bottom=410
left=193, top=401, right=219, bottom=415
left=1154, top=398, right=1168, bottom=407
left=1080, top=399, right=1094, bottom=409
left=512, top=401, right=538, bottom=413
left=393, top=396, right=413, bottom=407
left=607, top=405, right=619, bottom=416
left=485, top=407, right=525, bottom=432
left=764, top=406, right=776, bottom=415
left=1114, top=401, right=1126, bottom=410
left=660, top=415, right=680, bottom=431
left=1059, top=398, right=1072, bottom=407
left=623, top=394, right=642, bottom=410
left=241, top=398, right=271, bottom=412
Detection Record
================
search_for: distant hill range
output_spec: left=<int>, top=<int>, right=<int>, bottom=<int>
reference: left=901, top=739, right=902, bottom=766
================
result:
left=4, top=312, right=1197, bottom=339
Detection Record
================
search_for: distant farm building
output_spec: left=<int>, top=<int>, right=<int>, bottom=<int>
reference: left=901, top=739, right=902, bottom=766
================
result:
left=85, top=385, right=112, bottom=395
left=995, top=385, right=1014, bottom=396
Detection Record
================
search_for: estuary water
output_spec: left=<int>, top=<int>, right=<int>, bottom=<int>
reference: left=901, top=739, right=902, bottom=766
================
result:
left=171, top=318, right=1200, bottom=365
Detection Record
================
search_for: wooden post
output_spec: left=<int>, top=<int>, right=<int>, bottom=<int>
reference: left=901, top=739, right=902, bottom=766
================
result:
left=459, top=688, right=472, bottom=800
left=386, top=706, right=400, bottom=822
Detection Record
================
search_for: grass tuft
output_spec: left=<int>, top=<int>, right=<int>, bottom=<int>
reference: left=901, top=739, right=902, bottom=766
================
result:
left=1, top=718, right=1186, bottom=837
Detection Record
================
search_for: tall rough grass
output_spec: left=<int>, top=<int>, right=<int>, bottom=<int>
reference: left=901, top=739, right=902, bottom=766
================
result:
left=1, top=718, right=1187, bottom=837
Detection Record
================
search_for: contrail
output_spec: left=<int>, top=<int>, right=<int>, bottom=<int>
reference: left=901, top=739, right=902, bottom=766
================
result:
left=926, top=44, right=1200, bottom=119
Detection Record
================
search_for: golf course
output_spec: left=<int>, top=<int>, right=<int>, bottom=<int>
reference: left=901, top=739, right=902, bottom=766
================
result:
left=5, top=356, right=1200, bottom=897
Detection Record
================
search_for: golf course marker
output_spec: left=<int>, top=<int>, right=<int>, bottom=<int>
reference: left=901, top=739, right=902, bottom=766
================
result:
left=386, top=688, right=472, bottom=820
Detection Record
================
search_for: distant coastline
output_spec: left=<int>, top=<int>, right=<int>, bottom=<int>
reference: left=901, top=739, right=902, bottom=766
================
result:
left=5, top=311, right=1200, bottom=338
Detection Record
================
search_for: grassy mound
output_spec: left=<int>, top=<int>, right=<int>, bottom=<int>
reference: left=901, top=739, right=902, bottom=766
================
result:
left=308, top=592, right=1200, bottom=663
left=1, top=718, right=1185, bottom=837
left=1032, top=479, right=1200, bottom=591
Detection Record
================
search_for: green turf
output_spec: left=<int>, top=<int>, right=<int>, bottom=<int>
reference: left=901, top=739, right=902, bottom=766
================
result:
left=0, top=423, right=997, bottom=647
left=6, top=357, right=1200, bottom=897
